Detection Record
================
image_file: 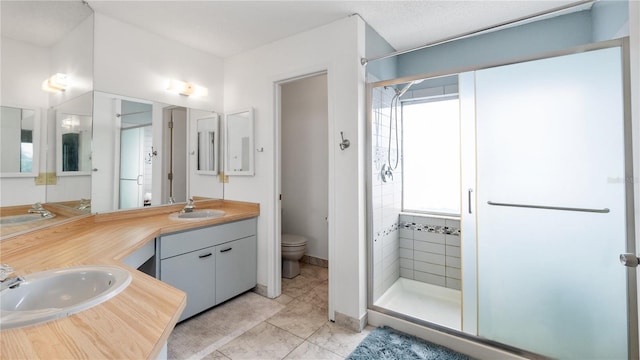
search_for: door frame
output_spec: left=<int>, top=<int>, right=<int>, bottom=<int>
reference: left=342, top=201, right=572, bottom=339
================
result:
left=274, top=69, right=332, bottom=318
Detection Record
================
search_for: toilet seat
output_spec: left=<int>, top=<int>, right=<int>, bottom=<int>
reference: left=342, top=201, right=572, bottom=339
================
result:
left=282, top=234, right=307, bottom=246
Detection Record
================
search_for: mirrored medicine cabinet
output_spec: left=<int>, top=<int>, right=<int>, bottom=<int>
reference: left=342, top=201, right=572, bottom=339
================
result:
left=0, top=106, right=39, bottom=177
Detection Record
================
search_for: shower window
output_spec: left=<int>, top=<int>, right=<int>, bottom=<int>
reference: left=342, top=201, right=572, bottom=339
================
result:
left=402, top=97, right=460, bottom=215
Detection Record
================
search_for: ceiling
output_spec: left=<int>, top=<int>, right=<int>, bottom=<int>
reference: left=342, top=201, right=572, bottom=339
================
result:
left=2, top=1, right=585, bottom=59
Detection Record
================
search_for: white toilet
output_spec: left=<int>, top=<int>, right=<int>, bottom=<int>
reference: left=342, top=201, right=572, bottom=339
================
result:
left=281, top=234, right=308, bottom=279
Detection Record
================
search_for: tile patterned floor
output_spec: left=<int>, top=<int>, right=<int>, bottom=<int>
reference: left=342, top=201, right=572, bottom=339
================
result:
left=168, top=263, right=371, bottom=360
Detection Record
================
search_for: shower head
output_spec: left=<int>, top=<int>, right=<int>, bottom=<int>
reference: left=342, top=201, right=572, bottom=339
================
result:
left=395, top=79, right=424, bottom=98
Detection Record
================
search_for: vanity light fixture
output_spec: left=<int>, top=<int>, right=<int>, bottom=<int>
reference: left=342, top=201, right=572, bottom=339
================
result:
left=42, top=73, right=68, bottom=92
left=61, top=116, right=80, bottom=129
left=166, top=79, right=208, bottom=97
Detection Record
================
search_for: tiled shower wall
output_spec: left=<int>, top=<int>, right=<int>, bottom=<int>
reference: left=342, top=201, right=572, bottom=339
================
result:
left=399, top=214, right=461, bottom=290
left=371, top=83, right=403, bottom=302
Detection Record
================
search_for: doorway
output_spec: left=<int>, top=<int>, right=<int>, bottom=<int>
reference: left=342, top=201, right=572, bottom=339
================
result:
left=277, top=72, right=330, bottom=314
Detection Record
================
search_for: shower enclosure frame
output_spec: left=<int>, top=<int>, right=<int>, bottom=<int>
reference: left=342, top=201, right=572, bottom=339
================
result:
left=365, top=37, right=637, bottom=359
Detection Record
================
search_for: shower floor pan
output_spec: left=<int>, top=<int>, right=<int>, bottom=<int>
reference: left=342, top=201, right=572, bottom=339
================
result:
left=375, top=277, right=461, bottom=331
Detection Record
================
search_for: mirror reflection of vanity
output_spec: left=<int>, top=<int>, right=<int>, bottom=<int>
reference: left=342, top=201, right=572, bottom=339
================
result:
left=0, top=1, right=253, bottom=239
left=1, top=1, right=94, bottom=236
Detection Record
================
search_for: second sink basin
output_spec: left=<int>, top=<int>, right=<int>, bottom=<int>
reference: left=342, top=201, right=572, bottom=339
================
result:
left=170, top=209, right=226, bottom=220
left=0, top=213, right=56, bottom=226
left=0, top=265, right=131, bottom=330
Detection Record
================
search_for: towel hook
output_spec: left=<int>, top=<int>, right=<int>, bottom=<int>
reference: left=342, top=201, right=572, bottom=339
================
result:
left=339, top=132, right=350, bottom=151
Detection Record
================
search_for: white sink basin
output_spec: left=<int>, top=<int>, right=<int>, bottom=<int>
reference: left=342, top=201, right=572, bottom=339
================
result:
left=169, top=209, right=226, bottom=220
left=0, top=213, right=56, bottom=226
left=0, top=265, right=131, bottom=330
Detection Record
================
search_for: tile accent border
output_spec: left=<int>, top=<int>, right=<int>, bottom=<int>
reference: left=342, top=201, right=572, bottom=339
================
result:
left=335, top=311, right=368, bottom=332
left=373, top=223, right=399, bottom=242
left=399, top=215, right=462, bottom=290
left=399, top=221, right=460, bottom=236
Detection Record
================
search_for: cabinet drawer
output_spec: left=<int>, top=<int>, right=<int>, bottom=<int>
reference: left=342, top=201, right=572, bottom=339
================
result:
left=215, top=235, right=257, bottom=304
left=160, top=246, right=216, bottom=321
left=160, top=218, right=257, bottom=259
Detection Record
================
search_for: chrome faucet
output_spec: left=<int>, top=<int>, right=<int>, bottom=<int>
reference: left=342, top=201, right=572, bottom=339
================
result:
left=28, top=203, right=54, bottom=218
left=76, top=198, right=91, bottom=211
left=0, top=264, right=23, bottom=291
left=181, top=198, right=196, bottom=213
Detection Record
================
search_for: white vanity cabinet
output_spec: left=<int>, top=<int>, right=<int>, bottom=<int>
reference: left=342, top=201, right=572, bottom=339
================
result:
left=215, top=235, right=257, bottom=304
left=158, top=218, right=257, bottom=322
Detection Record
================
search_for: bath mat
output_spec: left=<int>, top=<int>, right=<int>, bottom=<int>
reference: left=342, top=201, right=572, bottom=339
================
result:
left=347, top=326, right=474, bottom=360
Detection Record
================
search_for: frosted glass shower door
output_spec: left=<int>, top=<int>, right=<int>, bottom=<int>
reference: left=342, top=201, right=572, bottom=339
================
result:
left=475, top=46, right=631, bottom=359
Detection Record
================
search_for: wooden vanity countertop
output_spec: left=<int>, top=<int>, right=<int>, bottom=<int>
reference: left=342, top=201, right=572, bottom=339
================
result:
left=0, top=199, right=259, bottom=359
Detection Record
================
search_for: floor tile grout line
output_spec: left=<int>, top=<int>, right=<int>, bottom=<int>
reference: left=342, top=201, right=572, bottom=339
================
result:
left=305, top=322, right=350, bottom=359
left=172, top=267, right=327, bottom=360
left=185, top=306, right=285, bottom=360
left=270, top=320, right=347, bottom=360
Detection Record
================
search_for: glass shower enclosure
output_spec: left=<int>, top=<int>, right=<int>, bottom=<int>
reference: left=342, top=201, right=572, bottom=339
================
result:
left=368, top=40, right=636, bottom=359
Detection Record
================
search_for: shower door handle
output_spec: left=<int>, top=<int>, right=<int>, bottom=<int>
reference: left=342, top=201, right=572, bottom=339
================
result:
left=468, top=189, right=473, bottom=214
left=620, top=253, right=640, bottom=268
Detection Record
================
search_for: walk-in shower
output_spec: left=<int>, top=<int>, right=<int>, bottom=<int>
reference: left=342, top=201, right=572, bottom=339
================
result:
left=367, top=40, right=635, bottom=359
left=370, top=74, right=462, bottom=330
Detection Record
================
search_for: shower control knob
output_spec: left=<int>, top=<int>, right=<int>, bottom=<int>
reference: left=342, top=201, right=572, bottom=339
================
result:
left=620, top=253, right=639, bottom=268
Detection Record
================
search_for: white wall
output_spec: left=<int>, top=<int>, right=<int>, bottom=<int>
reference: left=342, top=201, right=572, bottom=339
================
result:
left=48, top=15, right=94, bottom=107
left=281, top=74, right=329, bottom=260
left=224, top=15, right=367, bottom=324
left=93, top=13, right=224, bottom=113
left=0, top=38, right=49, bottom=206
left=0, top=38, right=50, bottom=109
left=93, top=12, right=226, bottom=204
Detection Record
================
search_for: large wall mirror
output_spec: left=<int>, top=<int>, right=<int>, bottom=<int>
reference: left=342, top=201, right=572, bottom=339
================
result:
left=91, top=92, right=223, bottom=213
left=0, top=1, right=227, bottom=238
left=0, top=1, right=94, bottom=236
left=225, top=109, right=254, bottom=176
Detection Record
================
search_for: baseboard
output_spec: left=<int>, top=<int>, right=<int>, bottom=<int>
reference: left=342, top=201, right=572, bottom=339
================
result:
left=252, top=283, right=268, bottom=298
left=301, top=255, right=328, bottom=268
left=335, top=311, right=368, bottom=332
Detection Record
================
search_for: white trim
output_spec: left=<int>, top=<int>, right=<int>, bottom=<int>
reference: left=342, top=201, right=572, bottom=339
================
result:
left=272, top=67, right=332, bottom=320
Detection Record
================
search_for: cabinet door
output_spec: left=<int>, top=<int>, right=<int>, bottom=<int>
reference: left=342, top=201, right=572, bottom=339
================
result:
left=215, top=236, right=256, bottom=304
left=161, top=246, right=215, bottom=321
